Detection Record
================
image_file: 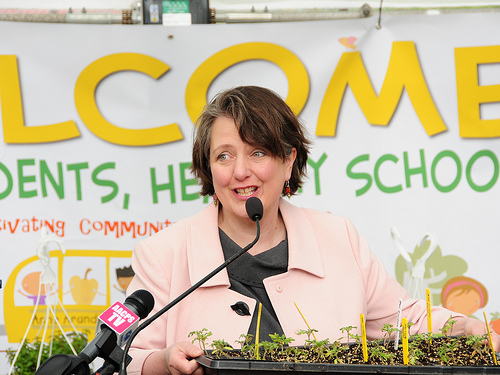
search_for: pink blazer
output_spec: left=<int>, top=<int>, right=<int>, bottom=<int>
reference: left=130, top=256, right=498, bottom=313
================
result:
left=126, top=199, right=462, bottom=374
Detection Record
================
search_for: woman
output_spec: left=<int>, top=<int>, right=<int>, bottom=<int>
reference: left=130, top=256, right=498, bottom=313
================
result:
left=126, top=86, right=499, bottom=375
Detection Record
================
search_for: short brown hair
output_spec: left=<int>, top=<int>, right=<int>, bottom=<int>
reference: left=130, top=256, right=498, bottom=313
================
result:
left=191, top=86, right=311, bottom=197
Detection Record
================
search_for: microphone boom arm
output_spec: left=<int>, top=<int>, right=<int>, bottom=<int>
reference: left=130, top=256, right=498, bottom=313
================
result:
left=119, top=217, right=261, bottom=375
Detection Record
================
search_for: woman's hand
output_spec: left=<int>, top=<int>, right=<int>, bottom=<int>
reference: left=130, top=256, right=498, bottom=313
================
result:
left=454, top=316, right=500, bottom=352
left=143, top=341, right=204, bottom=375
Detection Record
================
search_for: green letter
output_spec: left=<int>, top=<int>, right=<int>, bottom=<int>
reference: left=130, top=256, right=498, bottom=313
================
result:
left=67, top=162, right=89, bottom=201
left=431, top=151, right=462, bottom=193
left=466, top=150, right=499, bottom=192
left=374, top=154, right=402, bottom=193
left=40, top=161, right=64, bottom=198
left=151, top=165, right=176, bottom=204
left=92, top=162, right=118, bottom=203
left=346, top=155, right=372, bottom=197
left=0, top=163, right=13, bottom=199
left=404, top=149, right=428, bottom=188
left=307, top=153, right=328, bottom=195
left=18, top=159, right=37, bottom=198
left=180, top=162, right=199, bottom=201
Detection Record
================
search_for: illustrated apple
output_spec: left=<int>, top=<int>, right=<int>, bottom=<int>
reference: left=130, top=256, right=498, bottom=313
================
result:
left=70, top=268, right=99, bottom=305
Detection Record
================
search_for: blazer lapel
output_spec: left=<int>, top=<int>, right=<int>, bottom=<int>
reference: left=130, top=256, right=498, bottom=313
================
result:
left=280, top=199, right=325, bottom=278
left=186, top=204, right=231, bottom=287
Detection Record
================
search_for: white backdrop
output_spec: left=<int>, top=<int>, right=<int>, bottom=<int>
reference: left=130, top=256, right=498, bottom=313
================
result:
left=1, top=12, right=500, bottom=372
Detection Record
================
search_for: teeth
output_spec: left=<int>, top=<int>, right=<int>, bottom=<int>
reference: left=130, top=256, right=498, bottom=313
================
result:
left=235, top=187, right=256, bottom=196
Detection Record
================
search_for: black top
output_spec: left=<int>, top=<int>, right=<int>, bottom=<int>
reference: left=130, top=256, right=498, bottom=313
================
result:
left=219, top=228, right=288, bottom=343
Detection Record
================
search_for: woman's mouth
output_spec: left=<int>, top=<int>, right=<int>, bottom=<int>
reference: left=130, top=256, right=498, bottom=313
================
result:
left=234, top=187, right=257, bottom=197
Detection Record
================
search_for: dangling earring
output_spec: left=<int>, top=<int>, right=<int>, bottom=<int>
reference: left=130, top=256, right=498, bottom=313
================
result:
left=213, top=194, right=218, bottom=206
left=285, top=180, right=291, bottom=199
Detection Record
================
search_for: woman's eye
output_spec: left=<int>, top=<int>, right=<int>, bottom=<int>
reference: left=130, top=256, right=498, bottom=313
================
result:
left=218, top=153, right=229, bottom=161
left=253, top=151, right=265, bottom=157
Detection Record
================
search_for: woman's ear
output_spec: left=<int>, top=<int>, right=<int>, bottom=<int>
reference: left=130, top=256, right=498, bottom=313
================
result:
left=285, top=148, right=297, bottom=177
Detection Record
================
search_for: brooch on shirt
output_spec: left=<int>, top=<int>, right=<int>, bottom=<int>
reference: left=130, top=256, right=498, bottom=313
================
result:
left=231, top=301, right=251, bottom=316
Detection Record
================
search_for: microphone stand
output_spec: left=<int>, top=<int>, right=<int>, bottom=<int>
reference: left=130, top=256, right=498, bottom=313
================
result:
left=34, top=327, right=132, bottom=375
left=34, top=290, right=153, bottom=375
left=119, top=217, right=261, bottom=375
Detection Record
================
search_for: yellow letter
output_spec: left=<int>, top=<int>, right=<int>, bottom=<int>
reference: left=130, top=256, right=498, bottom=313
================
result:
left=317, top=42, right=447, bottom=137
left=185, top=42, right=309, bottom=124
left=456, top=45, right=500, bottom=138
left=0, top=55, right=80, bottom=143
left=75, top=53, right=182, bottom=146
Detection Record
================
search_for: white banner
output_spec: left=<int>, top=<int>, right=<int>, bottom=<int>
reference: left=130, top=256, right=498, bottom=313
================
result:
left=1, top=12, right=500, bottom=371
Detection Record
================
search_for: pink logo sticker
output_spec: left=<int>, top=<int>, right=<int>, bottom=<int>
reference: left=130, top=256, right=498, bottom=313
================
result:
left=99, top=301, right=139, bottom=334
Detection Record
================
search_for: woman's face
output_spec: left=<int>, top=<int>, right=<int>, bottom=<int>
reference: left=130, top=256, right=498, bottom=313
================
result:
left=210, top=117, right=296, bottom=223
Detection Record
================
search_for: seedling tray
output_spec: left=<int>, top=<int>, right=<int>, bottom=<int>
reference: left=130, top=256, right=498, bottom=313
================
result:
left=197, top=355, right=499, bottom=375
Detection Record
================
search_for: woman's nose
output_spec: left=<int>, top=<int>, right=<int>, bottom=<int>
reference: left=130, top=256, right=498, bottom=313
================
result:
left=233, top=157, right=251, bottom=180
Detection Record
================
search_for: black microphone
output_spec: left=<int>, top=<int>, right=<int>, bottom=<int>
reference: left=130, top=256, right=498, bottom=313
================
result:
left=80, top=290, right=155, bottom=364
left=119, top=197, right=264, bottom=375
left=246, top=196, right=264, bottom=221
left=34, top=289, right=154, bottom=375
